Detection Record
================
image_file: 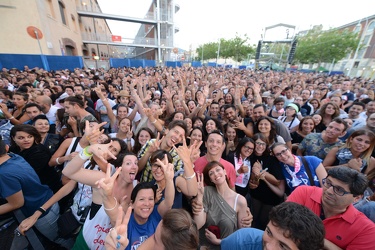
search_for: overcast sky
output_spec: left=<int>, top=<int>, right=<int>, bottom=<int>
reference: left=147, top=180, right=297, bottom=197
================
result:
left=97, top=0, right=375, bottom=50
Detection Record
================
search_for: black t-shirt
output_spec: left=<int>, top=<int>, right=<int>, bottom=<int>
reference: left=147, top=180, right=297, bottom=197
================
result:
left=224, top=117, right=253, bottom=140
left=249, top=154, right=284, bottom=206
left=11, top=144, right=62, bottom=193
left=290, top=131, right=304, bottom=144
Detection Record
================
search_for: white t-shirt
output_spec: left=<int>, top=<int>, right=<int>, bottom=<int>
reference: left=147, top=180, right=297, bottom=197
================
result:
left=109, top=133, right=135, bottom=147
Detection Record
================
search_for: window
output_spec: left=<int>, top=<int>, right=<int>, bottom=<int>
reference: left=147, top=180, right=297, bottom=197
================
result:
left=46, top=0, right=55, bottom=18
left=356, top=49, right=365, bottom=59
left=367, top=21, right=375, bottom=33
left=58, top=0, right=66, bottom=25
left=353, top=24, right=361, bottom=34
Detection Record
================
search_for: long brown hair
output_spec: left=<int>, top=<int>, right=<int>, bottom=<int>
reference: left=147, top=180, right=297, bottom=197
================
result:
left=344, top=129, right=375, bottom=167
left=203, top=161, right=231, bottom=188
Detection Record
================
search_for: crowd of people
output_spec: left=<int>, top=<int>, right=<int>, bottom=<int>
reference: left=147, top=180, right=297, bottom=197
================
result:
left=0, top=65, right=375, bottom=249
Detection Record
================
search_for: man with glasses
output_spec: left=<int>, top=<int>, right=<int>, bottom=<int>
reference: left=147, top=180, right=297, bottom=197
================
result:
left=287, top=167, right=375, bottom=249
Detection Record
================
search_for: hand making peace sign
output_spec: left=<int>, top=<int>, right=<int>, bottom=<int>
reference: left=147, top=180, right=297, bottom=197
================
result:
left=105, top=206, right=132, bottom=250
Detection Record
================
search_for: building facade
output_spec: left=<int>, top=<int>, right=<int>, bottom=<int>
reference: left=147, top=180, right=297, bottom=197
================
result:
left=332, top=15, right=375, bottom=79
left=0, top=0, right=179, bottom=64
left=0, top=0, right=113, bottom=58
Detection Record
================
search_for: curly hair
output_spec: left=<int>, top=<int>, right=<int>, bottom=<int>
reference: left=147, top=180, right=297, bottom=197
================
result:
left=268, top=202, right=325, bottom=250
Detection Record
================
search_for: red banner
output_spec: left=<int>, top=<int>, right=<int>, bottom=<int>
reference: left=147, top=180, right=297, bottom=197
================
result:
left=112, top=35, right=122, bottom=42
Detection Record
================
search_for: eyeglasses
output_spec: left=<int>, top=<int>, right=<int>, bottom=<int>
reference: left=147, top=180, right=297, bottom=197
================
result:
left=243, top=145, right=254, bottom=151
left=255, top=141, right=267, bottom=147
left=273, top=148, right=289, bottom=157
left=151, top=163, right=162, bottom=170
left=322, top=178, right=351, bottom=196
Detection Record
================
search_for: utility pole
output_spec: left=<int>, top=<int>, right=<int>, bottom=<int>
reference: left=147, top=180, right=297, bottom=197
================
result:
left=216, top=38, right=221, bottom=67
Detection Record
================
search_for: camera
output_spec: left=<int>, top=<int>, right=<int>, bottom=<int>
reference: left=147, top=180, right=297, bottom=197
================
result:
left=77, top=206, right=90, bottom=223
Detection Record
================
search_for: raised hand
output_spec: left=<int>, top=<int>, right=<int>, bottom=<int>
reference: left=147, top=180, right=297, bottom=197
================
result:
left=238, top=164, right=249, bottom=174
left=96, top=164, right=121, bottom=198
left=148, top=133, right=163, bottom=154
left=105, top=206, right=132, bottom=250
left=83, top=120, right=107, bottom=145
left=163, top=88, right=171, bottom=99
left=252, top=82, right=261, bottom=95
left=0, top=103, right=9, bottom=113
left=88, top=141, right=117, bottom=163
left=189, top=140, right=202, bottom=163
left=126, top=130, right=133, bottom=140
left=197, top=173, right=204, bottom=198
left=174, top=136, right=192, bottom=163
left=156, top=154, right=174, bottom=181
left=232, top=118, right=246, bottom=131
left=67, top=116, right=77, bottom=127
left=94, top=86, right=106, bottom=100
left=143, top=108, right=153, bottom=118
left=252, top=161, right=262, bottom=176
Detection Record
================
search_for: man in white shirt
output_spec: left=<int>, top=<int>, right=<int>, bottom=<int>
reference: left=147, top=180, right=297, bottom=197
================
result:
left=35, top=95, right=60, bottom=126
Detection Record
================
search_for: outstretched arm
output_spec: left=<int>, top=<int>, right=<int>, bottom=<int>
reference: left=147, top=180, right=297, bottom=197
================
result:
left=18, top=180, right=77, bottom=234
left=156, top=155, right=175, bottom=217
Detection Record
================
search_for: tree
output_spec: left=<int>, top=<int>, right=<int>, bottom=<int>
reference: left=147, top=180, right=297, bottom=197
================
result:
left=195, top=34, right=255, bottom=62
left=225, top=34, right=255, bottom=62
left=195, top=42, right=219, bottom=61
left=294, top=25, right=360, bottom=67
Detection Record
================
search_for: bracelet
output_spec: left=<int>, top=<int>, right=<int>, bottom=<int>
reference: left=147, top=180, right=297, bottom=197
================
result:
left=184, top=172, right=196, bottom=180
left=56, top=157, right=61, bottom=165
left=103, top=197, right=118, bottom=211
left=83, top=147, right=93, bottom=157
left=151, top=119, right=157, bottom=124
left=79, top=150, right=91, bottom=160
left=37, top=207, right=46, bottom=214
left=9, top=116, right=15, bottom=120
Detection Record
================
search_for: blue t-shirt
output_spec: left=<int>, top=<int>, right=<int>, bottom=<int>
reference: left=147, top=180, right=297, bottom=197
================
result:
left=221, top=228, right=263, bottom=250
left=0, top=153, right=53, bottom=217
left=281, top=156, right=322, bottom=193
left=151, top=176, right=182, bottom=209
left=126, top=206, right=162, bottom=250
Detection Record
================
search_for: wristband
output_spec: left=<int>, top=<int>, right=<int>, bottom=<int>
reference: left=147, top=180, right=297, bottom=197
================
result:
left=56, top=157, right=61, bottom=165
left=79, top=150, right=91, bottom=160
left=103, top=197, right=118, bottom=211
left=151, top=119, right=157, bottom=124
left=184, top=172, right=196, bottom=180
left=83, top=147, right=93, bottom=157
left=37, top=207, right=46, bottom=214
left=9, top=116, right=15, bottom=120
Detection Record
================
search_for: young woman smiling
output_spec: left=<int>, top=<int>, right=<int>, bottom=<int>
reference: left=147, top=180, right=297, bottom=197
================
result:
left=194, top=161, right=248, bottom=249
left=323, top=129, right=375, bottom=175
left=10, top=124, right=62, bottom=193
left=249, top=133, right=285, bottom=230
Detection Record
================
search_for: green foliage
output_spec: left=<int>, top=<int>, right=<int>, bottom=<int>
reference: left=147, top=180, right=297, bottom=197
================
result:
left=294, top=26, right=360, bottom=65
left=195, top=34, right=255, bottom=62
